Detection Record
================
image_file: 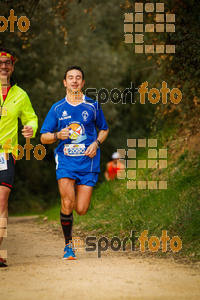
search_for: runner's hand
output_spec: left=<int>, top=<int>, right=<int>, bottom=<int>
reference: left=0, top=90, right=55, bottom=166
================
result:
left=85, top=142, right=98, bottom=158
left=58, top=127, right=69, bottom=140
left=22, top=125, right=33, bottom=138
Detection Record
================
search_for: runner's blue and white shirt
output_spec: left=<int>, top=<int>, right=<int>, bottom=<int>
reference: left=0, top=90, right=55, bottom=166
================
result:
left=40, top=96, right=108, bottom=173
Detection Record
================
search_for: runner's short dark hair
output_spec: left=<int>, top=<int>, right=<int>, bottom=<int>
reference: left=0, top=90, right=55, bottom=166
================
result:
left=64, top=66, right=84, bottom=80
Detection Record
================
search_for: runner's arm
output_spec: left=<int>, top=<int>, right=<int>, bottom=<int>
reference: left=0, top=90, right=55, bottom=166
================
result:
left=104, top=162, right=111, bottom=181
left=96, top=128, right=109, bottom=145
left=41, top=132, right=57, bottom=144
left=85, top=129, right=109, bottom=158
left=41, top=127, right=70, bottom=144
left=20, top=94, right=38, bottom=138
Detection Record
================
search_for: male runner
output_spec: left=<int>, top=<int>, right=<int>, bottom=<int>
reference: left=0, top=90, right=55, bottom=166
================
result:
left=0, top=48, right=38, bottom=267
left=40, top=66, right=109, bottom=260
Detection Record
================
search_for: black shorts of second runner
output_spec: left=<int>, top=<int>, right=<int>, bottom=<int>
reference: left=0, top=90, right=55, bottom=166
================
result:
left=57, top=170, right=98, bottom=187
left=0, top=153, right=15, bottom=189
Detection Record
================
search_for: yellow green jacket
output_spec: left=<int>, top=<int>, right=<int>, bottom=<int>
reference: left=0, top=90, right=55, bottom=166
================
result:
left=0, top=81, right=38, bottom=155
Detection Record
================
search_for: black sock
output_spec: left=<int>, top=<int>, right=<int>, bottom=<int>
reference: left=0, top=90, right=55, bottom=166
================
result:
left=60, top=212, right=73, bottom=245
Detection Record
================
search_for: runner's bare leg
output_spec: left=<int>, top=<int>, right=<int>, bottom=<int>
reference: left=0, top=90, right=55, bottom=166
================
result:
left=58, top=178, right=76, bottom=214
left=0, top=186, right=10, bottom=246
left=74, top=185, right=93, bottom=215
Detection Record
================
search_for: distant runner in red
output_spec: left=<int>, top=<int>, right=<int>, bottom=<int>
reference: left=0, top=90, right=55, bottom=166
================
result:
left=104, top=152, right=125, bottom=180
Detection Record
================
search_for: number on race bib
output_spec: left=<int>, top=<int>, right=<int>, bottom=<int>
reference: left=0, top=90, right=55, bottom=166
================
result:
left=0, top=153, right=8, bottom=171
left=64, top=144, right=86, bottom=156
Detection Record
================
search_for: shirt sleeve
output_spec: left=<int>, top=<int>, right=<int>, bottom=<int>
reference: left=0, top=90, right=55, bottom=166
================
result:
left=20, top=93, right=38, bottom=138
left=40, top=105, right=58, bottom=134
left=95, top=102, right=108, bottom=131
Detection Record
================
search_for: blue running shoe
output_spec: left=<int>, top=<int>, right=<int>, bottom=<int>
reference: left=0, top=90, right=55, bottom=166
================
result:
left=63, top=243, right=76, bottom=260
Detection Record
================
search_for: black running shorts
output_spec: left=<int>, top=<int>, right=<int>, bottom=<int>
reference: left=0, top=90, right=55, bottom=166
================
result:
left=0, top=153, right=15, bottom=189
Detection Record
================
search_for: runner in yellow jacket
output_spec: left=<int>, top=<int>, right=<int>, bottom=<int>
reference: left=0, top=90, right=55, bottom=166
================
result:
left=0, top=48, right=38, bottom=267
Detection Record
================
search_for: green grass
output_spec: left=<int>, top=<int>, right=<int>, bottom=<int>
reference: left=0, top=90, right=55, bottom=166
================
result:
left=43, top=150, right=200, bottom=260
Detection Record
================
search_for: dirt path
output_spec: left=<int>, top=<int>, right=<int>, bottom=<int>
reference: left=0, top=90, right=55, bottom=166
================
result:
left=0, top=217, right=200, bottom=300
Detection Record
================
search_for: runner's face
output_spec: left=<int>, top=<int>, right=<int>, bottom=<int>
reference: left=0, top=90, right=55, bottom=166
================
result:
left=0, top=57, right=14, bottom=82
left=113, top=159, right=118, bottom=165
left=63, top=69, right=85, bottom=94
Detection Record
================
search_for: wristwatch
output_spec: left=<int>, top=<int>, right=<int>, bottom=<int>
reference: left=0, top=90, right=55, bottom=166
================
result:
left=54, top=132, right=59, bottom=140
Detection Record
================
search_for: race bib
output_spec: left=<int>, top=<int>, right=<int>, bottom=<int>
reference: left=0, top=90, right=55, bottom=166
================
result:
left=0, top=153, right=8, bottom=171
left=64, top=144, right=86, bottom=156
